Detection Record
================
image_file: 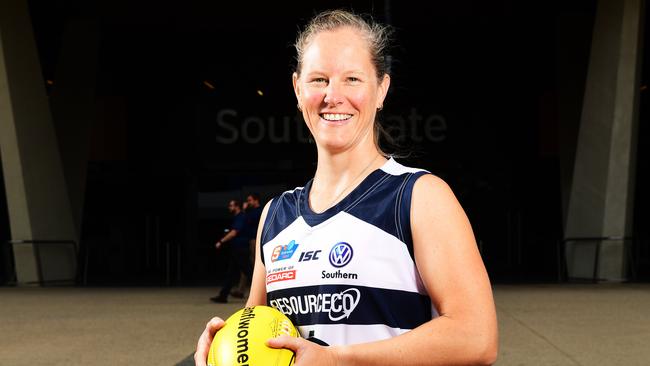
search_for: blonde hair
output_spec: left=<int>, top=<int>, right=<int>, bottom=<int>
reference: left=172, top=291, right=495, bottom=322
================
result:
left=294, top=9, right=393, bottom=81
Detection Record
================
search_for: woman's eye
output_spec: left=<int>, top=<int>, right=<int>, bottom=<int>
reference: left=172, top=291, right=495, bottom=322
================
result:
left=311, top=78, right=327, bottom=84
left=347, top=77, right=360, bottom=83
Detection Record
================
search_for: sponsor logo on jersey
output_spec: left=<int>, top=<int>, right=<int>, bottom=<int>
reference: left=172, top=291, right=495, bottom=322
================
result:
left=266, top=270, right=296, bottom=284
left=322, top=269, right=358, bottom=280
left=298, top=250, right=321, bottom=262
left=329, top=242, right=353, bottom=268
left=269, top=288, right=361, bottom=321
left=271, top=240, right=299, bottom=262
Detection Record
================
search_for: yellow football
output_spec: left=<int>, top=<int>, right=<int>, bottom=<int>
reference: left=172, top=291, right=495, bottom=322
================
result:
left=207, top=306, right=299, bottom=366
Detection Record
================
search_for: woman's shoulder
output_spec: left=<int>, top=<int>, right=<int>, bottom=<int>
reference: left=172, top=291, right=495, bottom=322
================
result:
left=381, top=158, right=450, bottom=194
left=262, top=183, right=310, bottom=223
left=413, top=173, right=452, bottom=195
left=269, top=184, right=309, bottom=205
left=380, top=157, right=428, bottom=176
left=410, top=173, right=463, bottom=223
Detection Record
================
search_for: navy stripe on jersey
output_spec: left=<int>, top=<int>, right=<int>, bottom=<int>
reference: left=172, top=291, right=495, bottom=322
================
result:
left=267, top=284, right=432, bottom=330
left=298, top=171, right=391, bottom=226
left=395, top=171, right=427, bottom=260
left=260, top=168, right=429, bottom=264
left=260, top=188, right=303, bottom=265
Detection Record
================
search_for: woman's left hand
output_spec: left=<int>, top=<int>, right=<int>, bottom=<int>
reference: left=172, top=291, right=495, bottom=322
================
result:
left=267, top=336, right=339, bottom=366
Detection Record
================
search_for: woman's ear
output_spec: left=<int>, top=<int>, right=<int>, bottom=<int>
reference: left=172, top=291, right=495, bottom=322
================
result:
left=377, top=74, right=391, bottom=109
left=292, top=72, right=301, bottom=106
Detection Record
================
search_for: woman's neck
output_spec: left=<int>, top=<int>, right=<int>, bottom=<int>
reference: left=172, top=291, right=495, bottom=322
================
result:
left=310, top=144, right=387, bottom=213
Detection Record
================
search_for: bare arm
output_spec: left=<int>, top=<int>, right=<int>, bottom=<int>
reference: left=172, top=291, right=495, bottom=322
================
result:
left=215, top=228, right=239, bottom=248
left=195, top=200, right=272, bottom=365
left=269, top=175, right=498, bottom=365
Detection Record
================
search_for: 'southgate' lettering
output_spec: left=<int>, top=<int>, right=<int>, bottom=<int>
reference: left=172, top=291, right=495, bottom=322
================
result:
left=236, top=307, right=256, bottom=365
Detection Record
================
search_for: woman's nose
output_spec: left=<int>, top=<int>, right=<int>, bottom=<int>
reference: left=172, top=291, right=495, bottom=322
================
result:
left=323, top=82, right=343, bottom=106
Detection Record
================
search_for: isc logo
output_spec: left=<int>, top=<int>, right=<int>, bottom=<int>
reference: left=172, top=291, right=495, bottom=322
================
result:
left=298, top=250, right=322, bottom=262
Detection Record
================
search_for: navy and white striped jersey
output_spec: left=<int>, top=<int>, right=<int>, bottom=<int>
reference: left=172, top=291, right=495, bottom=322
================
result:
left=261, top=158, right=438, bottom=346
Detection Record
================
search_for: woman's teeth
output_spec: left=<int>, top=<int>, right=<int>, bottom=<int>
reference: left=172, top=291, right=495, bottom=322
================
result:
left=321, top=113, right=353, bottom=121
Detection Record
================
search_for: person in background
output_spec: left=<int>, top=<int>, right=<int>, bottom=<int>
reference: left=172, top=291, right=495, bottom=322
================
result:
left=231, top=193, right=263, bottom=298
left=210, top=199, right=253, bottom=303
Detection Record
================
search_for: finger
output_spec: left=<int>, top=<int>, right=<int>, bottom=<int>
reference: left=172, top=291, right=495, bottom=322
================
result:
left=194, top=350, right=206, bottom=366
left=207, top=317, right=225, bottom=336
left=194, top=331, right=213, bottom=365
left=266, top=335, right=303, bottom=351
left=194, top=317, right=225, bottom=366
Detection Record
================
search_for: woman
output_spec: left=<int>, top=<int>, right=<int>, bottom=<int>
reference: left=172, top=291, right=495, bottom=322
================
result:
left=196, top=9, right=498, bottom=366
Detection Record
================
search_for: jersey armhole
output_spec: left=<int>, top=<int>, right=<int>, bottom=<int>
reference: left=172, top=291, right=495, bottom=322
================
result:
left=260, top=197, right=282, bottom=266
left=397, top=171, right=430, bottom=262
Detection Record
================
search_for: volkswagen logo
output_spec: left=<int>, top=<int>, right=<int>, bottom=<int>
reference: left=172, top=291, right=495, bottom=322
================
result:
left=329, top=242, right=353, bottom=268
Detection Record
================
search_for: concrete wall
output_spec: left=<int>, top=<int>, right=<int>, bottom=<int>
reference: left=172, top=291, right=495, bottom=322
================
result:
left=565, top=0, right=644, bottom=281
left=0, top=0, right=77, bottom=284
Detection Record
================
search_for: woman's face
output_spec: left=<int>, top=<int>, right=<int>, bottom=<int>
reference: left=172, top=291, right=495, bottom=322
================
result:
left=293, top=27, right=390, bottom=154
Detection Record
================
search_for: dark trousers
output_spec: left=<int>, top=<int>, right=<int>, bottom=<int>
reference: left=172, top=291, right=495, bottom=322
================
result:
left=219, top=245, right=253, bottom=298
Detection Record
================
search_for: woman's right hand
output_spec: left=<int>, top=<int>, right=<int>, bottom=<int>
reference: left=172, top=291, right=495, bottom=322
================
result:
left=194, top=317, right=225, bottom=366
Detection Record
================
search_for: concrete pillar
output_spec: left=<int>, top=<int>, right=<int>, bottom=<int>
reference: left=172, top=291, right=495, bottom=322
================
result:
left=0, top=0, right=76, bottom=284
left=565, top=0, right=644, bottom=281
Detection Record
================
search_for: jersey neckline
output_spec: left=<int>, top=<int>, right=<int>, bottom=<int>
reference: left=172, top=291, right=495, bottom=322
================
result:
left=298, top=158, right=395, bottom=227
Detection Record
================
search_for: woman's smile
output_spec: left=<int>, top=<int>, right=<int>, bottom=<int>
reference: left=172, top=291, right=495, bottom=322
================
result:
left=319, top=113, right=354, bottom=125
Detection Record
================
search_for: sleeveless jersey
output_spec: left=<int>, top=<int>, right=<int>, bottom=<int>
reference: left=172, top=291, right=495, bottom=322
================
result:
left=261, top=158, right=438, bottom=346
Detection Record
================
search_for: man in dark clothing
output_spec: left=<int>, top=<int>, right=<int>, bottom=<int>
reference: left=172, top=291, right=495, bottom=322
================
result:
left=210, top=199, right=253, bottom=303
left=231, top=193, right=263, bottom=298
left=243, top=193, right=262, bottom=243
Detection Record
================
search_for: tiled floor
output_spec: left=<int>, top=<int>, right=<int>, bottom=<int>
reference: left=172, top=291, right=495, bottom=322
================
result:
left=1, top=285, right=648, bottom=365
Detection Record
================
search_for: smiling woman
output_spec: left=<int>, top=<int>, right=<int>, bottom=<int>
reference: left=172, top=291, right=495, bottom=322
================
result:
left=293, top=11, right=392, bottom=160
left=293, top=26, right=390, bottom=159
left=196, top=9, right=498, bottom=366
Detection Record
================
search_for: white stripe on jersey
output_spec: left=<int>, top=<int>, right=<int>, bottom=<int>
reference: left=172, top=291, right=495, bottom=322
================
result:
left=264, top=212, right=427, bottom=295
